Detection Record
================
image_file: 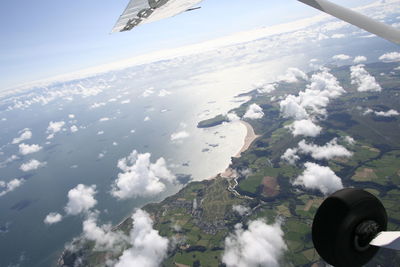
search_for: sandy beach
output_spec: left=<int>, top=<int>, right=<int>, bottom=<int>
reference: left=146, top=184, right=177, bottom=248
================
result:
left=234, top=121, right=259, bottom=158
left=220, top=120, right=259, bottom=178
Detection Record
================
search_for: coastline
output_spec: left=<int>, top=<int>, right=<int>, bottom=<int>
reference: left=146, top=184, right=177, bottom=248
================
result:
left=116, top=121, right=258, bottom=223
left=59, top=120, right=259, bottom=266
left=220, top=120, right=259, bottom=178
left=234, top=120, right=259, bottom=158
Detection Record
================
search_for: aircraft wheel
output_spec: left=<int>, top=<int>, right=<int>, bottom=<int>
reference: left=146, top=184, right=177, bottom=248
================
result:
left=312, top=188, right=387, bottom=267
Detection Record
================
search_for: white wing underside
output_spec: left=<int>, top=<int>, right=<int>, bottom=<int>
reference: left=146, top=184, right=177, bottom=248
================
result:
left=112, top=0, right=202, bottom=32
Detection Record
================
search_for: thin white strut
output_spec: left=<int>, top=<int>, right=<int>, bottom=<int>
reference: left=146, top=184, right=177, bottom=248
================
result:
left=370, top=231, right=400, bottom=250
left=298, top=0, right=400, bottom=45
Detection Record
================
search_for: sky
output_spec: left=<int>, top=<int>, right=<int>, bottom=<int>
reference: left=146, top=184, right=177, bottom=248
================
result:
left=0, top=0, right=375, bottom=90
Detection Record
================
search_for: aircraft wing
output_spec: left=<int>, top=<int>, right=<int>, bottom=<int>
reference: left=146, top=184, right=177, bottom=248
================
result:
left=112, top=0, right=203, bottom=33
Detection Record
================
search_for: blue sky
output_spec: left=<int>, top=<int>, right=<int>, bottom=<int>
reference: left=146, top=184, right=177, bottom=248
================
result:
left=0, top=0, right=373, bottom=89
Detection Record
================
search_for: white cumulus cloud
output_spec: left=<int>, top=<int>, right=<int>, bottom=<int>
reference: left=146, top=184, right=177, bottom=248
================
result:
left=44, top=212, right=63, bottom=225
left=64, top=184, right=97, bottom=216
left=379, top=52, right=400, bottom=62
left=82, top=212, right=128, bottom=252
left=332, top=54, right=351, bottom=61
left=294, top=162, right=343, bottom=195
left=350, top=65, right=382, bottom=92
left=353, top=56, right=367, bottom=64
left=278, top=67, right=308, bottom=83
left=281, top=148, right=300, bottom=165
left=70, top=125, right=78, bottom=133
left=142, top=87, right=155, bottom=97
left=244, top=103, right=264, bottom=119
left=287, top=119, right=322, bottom=137
left=90, top=102, right=106, bottom=109
left=232, top=205, right=250, bottom=216
left=0, top=178, right=24, bottom=197
left=170, top=131, right=190, bottom=141
left=111, top=151, right=176, bottom=199
left=279, top=68, right=345, bottom=128
left=222, top=219, right=286, bottom=267
left=227, top=112, right=240, bottom=122
left=46, top=121, right=65, bottom=139
left=19, top=143, right=42, bottom=155
left=99, top=117, right=110, bottom=122
left=12, top=129, right=32, bottom=144
left=20, top=159, right=46, bottom=172
left=115, top=209, right=169, bottom=267
left=297, top=139, right=352, bottom=160
left=374, top=109, right=399, bottom=117
left=257, top=84, right=276, bottom=94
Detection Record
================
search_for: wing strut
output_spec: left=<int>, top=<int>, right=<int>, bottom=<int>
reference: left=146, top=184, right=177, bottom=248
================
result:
left=298, top=0, right=400, bottom=45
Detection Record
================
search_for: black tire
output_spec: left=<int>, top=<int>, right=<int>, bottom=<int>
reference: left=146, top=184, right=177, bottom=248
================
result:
left=312, top=188, right=387, bottom=267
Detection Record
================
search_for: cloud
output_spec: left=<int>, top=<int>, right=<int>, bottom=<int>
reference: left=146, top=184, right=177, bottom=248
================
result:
left=0, top=178, right=24, bottom=197
left=99, top=117, right=110, bottom=122
left=97, top=130, right=104, bottom=135
left=257, top=84, right=276, bottom=94
left=70, top=125, right=78, bottom=133
left=281, top=148, right=300, bottom=165
left=170, top=131, right=190, bottom=141
left=374, top=109, right=399, bottom=117
left=344, top=136, right=355, bottom=145
left=6, top=82, right=106, bottom=111
left=0, top=155, right=20, bottom=168
left=90, top=102, right=106, bottom=109
left=158, top=89, right=171, bottom=97
left=279, top=95, right=309, bottom=120
left=222, top=219, right=286, bottom=267
left=279, top=69, right=345, bottom=122
left=353, top=56, right=367, bottom=64
left=332, top=54, right=351, bottom=61
left=115, top=209, right=169, bottom=267
left=232, top=205, right=250, bottom=216
left=278, top=67, right=308, bottom=83
left=44, top=212, right=63, bottom=225
left=20, top=159, right=46, bottom=172
left=120, top=99, right=131, bottom=104
left=282, top=138, right=352, bottom=163
left=68, top=114, right=75, bottom=119
left=287, top=119, right=322, bottom=137
left=350, top=65, right=382, bottom=92
left=64, top=184, right=97, bottom=216
left=12, top=129, right=32, bottom=144
left=46, top=121, right=65, bottom=139
left=244, top=103, right=264, bottom=119
left=142, top=87, right=155, bottom=97
left=227, top=112, right=240, bottom=122
left=144, top=116, right=150, bottom=122
left=293, top=162, right=343, bottom=195
left=19, top=143, right=42, bottom=155
left=111, top=150, right=176, bottom=199
left=379, top=52, right=400, bottom=62
left=82, top=212, right=128, bottom=252
left=297, top=139, right=352, bottom=160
